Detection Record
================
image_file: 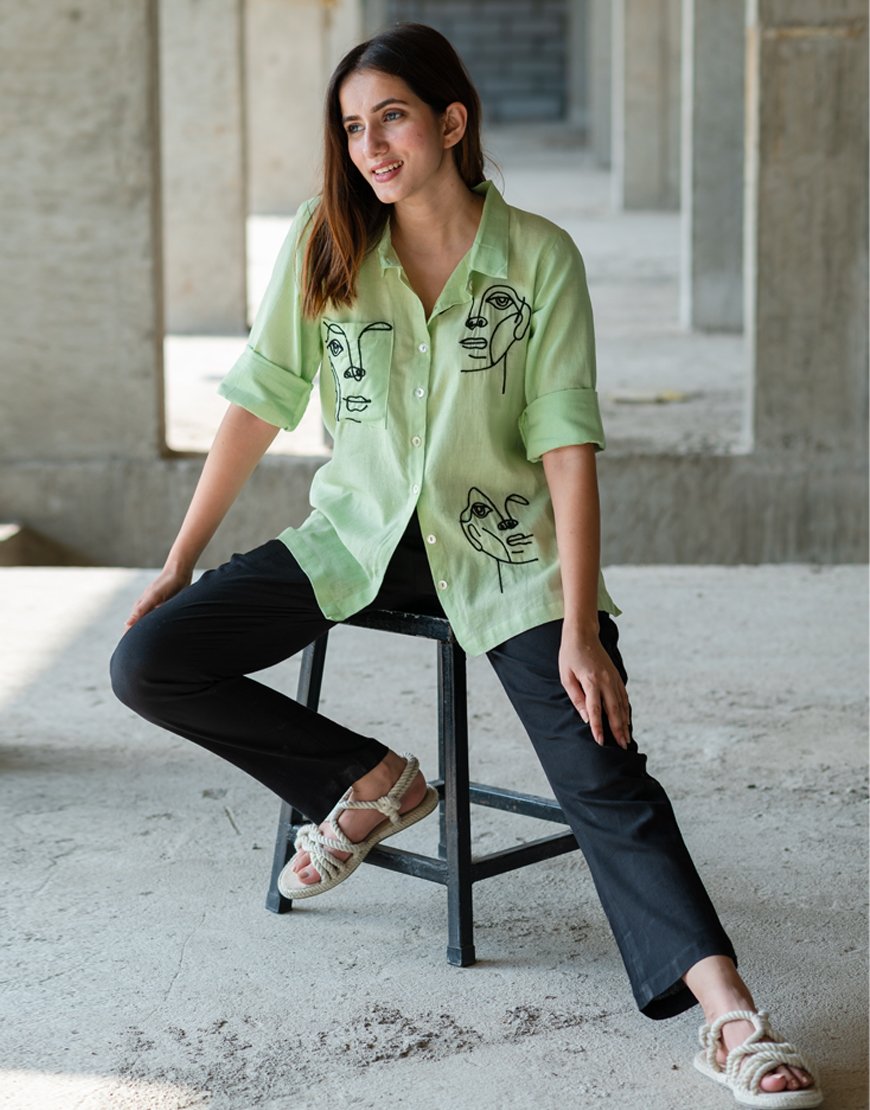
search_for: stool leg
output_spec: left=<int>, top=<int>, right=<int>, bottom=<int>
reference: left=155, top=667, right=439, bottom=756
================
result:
left=439, top=638, right=476, bottom=966
left=265, top=634, right=329, bottom=914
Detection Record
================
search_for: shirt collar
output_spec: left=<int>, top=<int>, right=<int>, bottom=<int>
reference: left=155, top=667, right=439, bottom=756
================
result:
left=376, top=180, right=509, bottom=279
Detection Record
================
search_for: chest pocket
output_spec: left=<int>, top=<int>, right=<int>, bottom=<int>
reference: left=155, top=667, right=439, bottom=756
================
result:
left=321, top=319, right=394, bottom=425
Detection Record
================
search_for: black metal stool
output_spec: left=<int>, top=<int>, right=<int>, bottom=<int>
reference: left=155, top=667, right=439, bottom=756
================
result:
left=265, top=607, right=580, bottom=966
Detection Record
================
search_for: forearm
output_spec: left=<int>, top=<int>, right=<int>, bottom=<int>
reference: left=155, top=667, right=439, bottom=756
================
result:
left=542, top=442, right=602, bottom=641
left=165, top=403, right=279, bottom=572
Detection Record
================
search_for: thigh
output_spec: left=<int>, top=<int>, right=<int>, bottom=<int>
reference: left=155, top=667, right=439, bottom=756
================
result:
left=486, top=613, right=629, bottom=751
left=115, top=539, right=334, bottom=683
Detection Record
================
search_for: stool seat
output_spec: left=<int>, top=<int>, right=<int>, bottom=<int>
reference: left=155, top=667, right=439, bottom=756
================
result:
left=266, top=606, right=580, bottom=965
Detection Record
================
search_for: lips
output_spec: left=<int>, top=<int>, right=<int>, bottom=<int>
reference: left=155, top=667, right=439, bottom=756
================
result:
left=460, top=338, right=487, bottom=349
left=372, top=160, right=403, bottom=179
left=506, top=533, right=533, bottom=547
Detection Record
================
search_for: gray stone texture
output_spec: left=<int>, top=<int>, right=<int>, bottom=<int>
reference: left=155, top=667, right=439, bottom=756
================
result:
left=679, top=0, right=744, bottom=332
left=745, top=0, right=869, bottom=457
left=0, top=0, right=164, bottom=463
left=159, top=0, right=248, bottom=334
left=612, top=0, right=682, bottom=210
left=246, top=0, right=362, bottom=214
left=2, top=563, right=867, bottom=1106
left=387, top=0, right=569, bottom=123
left=587, top=0, right=612, bottom=167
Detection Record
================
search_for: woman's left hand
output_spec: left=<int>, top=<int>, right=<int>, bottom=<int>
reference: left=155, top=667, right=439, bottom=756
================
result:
left=558, top=629, right=632, bottom=749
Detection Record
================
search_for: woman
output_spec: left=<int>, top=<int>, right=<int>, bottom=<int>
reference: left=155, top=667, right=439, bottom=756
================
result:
left=111, top=23, right=821, bottom=1107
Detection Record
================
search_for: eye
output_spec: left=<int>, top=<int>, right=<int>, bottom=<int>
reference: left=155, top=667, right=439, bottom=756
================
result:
left=384, top=109, right=403, bottom=122
left=345, top=123, right=363, bottom=136
left=327, top=339, right=344, bottom=356
left=485, top=292, right=515, bottom=311
left=471, top=502, right=492, bottom=519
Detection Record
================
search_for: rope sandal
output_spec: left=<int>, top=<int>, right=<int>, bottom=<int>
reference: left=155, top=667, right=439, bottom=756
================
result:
left=277, top=753, right=438, bottom=900
left=694, top=1009, right=823, bottom=1107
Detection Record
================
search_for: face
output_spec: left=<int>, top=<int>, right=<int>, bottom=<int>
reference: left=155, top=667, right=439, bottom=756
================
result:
left=338, top=69, right=465, bottom=204
left=460, top=488, right=536, bottom=566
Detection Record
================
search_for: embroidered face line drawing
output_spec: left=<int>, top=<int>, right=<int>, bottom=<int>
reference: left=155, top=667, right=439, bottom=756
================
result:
left=460, top=486, right=538, bottom=594
left=322, top=320, right=392, bottom=422
left=459, top=283, right=531, bottom=394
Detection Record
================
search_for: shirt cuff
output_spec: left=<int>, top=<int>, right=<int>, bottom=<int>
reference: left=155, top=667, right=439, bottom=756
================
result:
left=218, top=346, right=313, bottom=431
left=519, top=387, right=606, bottom=462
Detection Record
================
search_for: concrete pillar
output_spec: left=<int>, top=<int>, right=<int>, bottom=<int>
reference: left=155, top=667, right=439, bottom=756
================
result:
left=745, top=0, right=868, bottom=456
left=159, top=0, right=247, bottom=334
left=612, top=0, right=681, bottom=209
left=0, top=0, right=164, bottom=463
left=566, top=0, right=589, bottom=131
left=679, top=0, right=744, bottom=331
left=246, top=0, right=363, bottom=215
left=587, top=0, right=612, bottom=167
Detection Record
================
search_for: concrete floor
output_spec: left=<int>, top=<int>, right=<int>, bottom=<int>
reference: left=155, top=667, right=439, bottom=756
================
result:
left=165, top=125, right=747, bottom=459
left=1, top=564, right=867, bottom=1109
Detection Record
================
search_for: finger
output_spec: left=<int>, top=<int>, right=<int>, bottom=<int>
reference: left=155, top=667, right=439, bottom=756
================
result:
left=585, top=685, right=604, bottom=745
left=562, top=672, right=588, bottom=724
left=603, top=685, right=629, bottom=748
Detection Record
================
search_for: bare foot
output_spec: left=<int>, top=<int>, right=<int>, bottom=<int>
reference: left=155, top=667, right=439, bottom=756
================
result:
left=715, top=1012, right=816, bottom=1095
left=683, top=957, right=816, bottom=1095
left=289, top=751, right=428, bottom=885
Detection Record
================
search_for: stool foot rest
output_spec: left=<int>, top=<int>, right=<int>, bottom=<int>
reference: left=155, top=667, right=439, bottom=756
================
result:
left=266, top=617, right=583, bottom=963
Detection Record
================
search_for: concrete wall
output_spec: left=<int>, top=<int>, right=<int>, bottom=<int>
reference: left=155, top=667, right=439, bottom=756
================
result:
left=159, top=0, right=248, bottom=334
left=246, top=0, right=363, bottom=214
left=0, top=0, right=165, bottom=466
left=612, top=0, right=681, bottom=210
left=679, top=0, right=744, bottom=332
left=745, top=0, right=869, bottom=462
left=0, top=0, right=866, bottom=569
left=587, top=0, right=612, bottom=167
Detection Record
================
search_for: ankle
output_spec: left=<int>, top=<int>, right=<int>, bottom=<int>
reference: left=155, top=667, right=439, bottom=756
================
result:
left=351, top=750, right=406, bottom=798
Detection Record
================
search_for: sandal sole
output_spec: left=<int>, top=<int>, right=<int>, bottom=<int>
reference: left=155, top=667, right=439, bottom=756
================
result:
left=693, top=1052, right=824, bottom=1108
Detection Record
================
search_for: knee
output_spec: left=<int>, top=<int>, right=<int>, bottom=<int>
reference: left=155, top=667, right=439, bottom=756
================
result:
left=109, top=618, right=165, bottom=715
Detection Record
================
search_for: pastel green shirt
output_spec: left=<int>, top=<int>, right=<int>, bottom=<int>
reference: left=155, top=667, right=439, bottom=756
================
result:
left=219, top=181, right=618, bottom=655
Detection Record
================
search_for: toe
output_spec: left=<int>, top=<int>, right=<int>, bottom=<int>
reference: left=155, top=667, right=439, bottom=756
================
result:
left=760, top=1070, right=789, bottom=1093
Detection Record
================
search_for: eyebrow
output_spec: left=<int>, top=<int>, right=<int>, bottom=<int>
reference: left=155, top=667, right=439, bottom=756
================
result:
left=342, top=98, right=409, bottom=123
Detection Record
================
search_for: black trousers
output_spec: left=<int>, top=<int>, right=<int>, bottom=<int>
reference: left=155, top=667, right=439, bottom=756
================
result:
left=110, top=518, right=736, bottom=1020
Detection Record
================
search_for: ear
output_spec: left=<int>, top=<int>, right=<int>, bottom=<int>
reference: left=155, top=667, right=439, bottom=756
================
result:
left=441, top=101, right=469, bottom=150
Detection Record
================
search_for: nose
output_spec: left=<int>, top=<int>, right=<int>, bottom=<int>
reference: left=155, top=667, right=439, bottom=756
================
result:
left=364, top=124, right=388, bottom=158
left=497, top=516, right=518, bottom=531
left=466, top=315, right=487, bottom=330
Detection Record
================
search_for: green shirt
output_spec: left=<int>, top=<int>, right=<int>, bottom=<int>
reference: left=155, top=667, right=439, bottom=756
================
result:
left=219, top=181, right=618, bottom=655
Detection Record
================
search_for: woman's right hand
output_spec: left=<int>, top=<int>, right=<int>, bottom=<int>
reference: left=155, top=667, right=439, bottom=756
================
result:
left=124, top=564, right=193, bottom=630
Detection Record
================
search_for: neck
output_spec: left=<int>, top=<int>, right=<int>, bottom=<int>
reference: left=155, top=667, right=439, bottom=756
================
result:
left=391, top=174, right=484, bottom=254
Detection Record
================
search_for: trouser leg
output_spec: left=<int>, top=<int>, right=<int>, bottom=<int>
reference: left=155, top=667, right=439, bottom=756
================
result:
left=110, top=539, right=389, bottom=822
left=486, top=614, right=737, bottom=1020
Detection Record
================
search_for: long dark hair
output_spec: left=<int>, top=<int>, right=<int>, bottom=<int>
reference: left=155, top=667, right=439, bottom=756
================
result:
left=302, top=23, right=485, bottom=318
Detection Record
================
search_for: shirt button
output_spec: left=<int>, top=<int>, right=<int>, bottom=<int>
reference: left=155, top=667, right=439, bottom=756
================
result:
left=414, top=387, right=425, bottom=398
left=412, top=484, right=420, bottom=495
left=426, top=534, right=437, bottom=545
left=418, top=343, right=428, bottom=353
left=411, top=435, right=422, bottom=447
left=437, top=579, right=448, bottom=591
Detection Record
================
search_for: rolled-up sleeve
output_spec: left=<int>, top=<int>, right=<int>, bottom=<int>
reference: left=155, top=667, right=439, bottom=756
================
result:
left=218, top=198, right=321, bottom=431
left=518, top=230, right=605, bottom=463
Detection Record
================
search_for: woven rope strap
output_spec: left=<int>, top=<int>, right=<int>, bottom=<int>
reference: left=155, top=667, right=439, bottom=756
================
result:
left=293, top=754, right=422, bottom=880
left=337, top=753, right=421, bottom=826
left=701, top=1009, right=809, bottom=1095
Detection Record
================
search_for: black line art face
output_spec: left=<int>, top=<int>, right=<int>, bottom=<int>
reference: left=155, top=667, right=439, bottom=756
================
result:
left=460, top=486, right=538, bottom=593
left=459, top=284, right=531, bottom=394
left=322, top=320, right=393, bottom=422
